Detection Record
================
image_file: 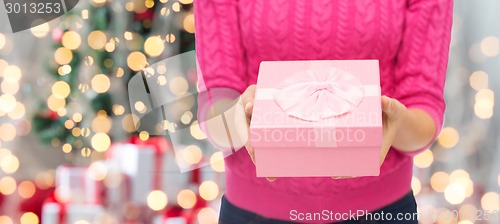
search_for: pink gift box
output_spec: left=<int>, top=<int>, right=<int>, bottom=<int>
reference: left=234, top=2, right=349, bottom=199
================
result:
left=250, top=60, right=382, bottom=177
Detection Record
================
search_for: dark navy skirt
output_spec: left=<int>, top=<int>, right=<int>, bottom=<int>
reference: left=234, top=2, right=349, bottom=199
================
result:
left=219, top=191, right=418, bottom=224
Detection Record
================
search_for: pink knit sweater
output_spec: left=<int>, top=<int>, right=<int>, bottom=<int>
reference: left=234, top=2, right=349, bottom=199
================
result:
left=194, top=0, right=453, bottom=222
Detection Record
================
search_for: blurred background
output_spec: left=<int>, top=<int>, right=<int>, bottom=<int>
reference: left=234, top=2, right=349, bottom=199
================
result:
left=0, top=0, right=499, bottom=223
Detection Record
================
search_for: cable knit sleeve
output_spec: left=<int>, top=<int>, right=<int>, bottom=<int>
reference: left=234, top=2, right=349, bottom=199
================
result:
left=194, top=0, right=247, bottom=93
left=194, top=0, right=248, bottom=153
left=392, top=0, right=453, bottom=155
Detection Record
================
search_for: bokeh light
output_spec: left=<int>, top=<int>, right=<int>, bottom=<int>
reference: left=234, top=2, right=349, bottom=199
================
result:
left=437, top=127, right=459, bottom=148
left=157, top=75, right=167, bottom=86
left=72, top=127, right=81, bottom=137
left=414, top=149, right=433, bottom=168
left=474, top=88, right=494, bottom=119
left=190, top=121, right=207, bottom=140
left=199, top=180, right=219, bottom=201
left=59, top=65, right=72, bottom=76
left=182, top=145, right=203, bottom=165
left=177, top=189, right=196, bottom=209
left=47, top=94, right=66, bottom=111
left=91, top=74, right=111, bottom=93
left=88, top=30, right=107, bottom=50
left=0, top=216, right=13, bottom=224
left=165, top=34, right=176, bottom=43
left=62, top=143, right=72, bottom=153
left=444, top=183, right=466, bottom=205
left=30, top=22, right=50, bottom=38
left=116, top=67, right=124, bottom=77
left=52, top=81, right=71, bottom=99
left=481, top=192, right=499, bottom=210
left=449, top=169, right=470, bottom=181
left=181, top=111, right=193, bottom=124
left=0, top=176, right=17, bottom=195
left=0, top=59, right=7, bottom=74
left=480, top=36, right=499, bottom=57
left=113, top=104, right=125, bottom=115
left=183, top=14, right=195, bottom=33
left=161, top=7, right=171, bottom=16
left=469, top=71, right=488, bottom=90
left=84, top=56, right=94, bottom=66
left=197, top=207, right=218, bottom=224
left=73, top=113, right=83, bottom=122
left=134, top=101, right=147, bottom=114
left=457, top=221, right=473, bottom=224
left=81, top=147, right=92, bottom=157
left=0, top=123, right=17, bottom=142
left=169, top=77, right=189, bottom=96
left=0, top=154, right=19, bottom=174
left=144, top=36, right=165, bottom=57
left=61, top=31, right=82, bottom=50
left=147, top=190, right=168, bottom=211
left=91, top=0, right=106, bottom=6
left=2, top=81, right=19, bottom=95
left=74, top=220, right=90, bottom=224
left=127, top=51, right=148, bottom=71
left=453, top=177, right=474, bottom=198
left=430, top=171, right=449, bottom=192
left=20, top=212, right=39, bottom=224
left=3, top=65, right=22, bottom=83
left=88, top=161, right=108, bottom=181
left=136, top=131, right=148, bottom=141
left=0, top=94, right=17, bottom=113
left=91, top=133, right=111, bottom=152
left=411, top=176, right=421, bottom=196
left=17, top=181, right=36, bottom=199
left=35, top=171, right=55, bottom=190
left=92, top=114, right=112, bottom=133
left=8, top=102, right=26, bottom=119
left=172, top=2, right=181, bottom=12
left=54, top=47, right=73, bottom=65
left=81, top=9, right=89, bottom=19
left=210, top=152, right=225, bottom=172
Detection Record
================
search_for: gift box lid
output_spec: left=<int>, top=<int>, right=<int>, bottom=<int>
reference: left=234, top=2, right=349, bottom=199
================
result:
left=249, top=60, right=382, bottom=148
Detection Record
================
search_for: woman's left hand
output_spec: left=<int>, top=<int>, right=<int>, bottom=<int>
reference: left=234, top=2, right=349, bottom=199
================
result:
left=332, top=95, right=408, bottom=180
left=379, top=95, right=408, bottom=165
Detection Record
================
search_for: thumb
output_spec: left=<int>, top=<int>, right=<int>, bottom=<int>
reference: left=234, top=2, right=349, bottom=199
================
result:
left=381, top=95, right=393, bottom=114
left=245, top=101, right=253, bottom=116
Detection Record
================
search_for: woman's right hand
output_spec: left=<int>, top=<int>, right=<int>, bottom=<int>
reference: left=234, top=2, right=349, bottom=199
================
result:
left=240, top=84, right=276, bottom=182
left=241, top=84, right=256, bottom=163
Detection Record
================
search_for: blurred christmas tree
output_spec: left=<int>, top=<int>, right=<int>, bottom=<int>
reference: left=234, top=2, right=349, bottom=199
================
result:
left=31, top=0, right=195, bottom=157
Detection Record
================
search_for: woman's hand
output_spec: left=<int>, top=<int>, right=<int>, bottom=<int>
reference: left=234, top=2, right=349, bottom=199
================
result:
left=379, top=95, right=408, bottom=165
left=241, top=84, right=277, bottom=182
left=331, top=96, right=408, bottom=180
left=245, top=90, right=414, bottom=181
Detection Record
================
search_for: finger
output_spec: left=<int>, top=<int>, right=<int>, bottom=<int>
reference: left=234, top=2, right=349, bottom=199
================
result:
left=331, top=176, right=352, bottom=179
left=241, top=85, right=256, bottom=106
left=245, top=144, right=255, bottom=165
left=241, top=86, right=256, bottom=118
left=381, top=95, right=392, bottom=113
left=244, top=101, right=254, bottom=117
left=266, top=177, right=277, bottom=182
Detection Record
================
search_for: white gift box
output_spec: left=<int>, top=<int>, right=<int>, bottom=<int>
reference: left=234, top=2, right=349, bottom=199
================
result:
left=106, top=143, right=189, bottom=205
left=41, top=202, right=105, bottom=224
left=55, top=166, right=99, bottom=204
